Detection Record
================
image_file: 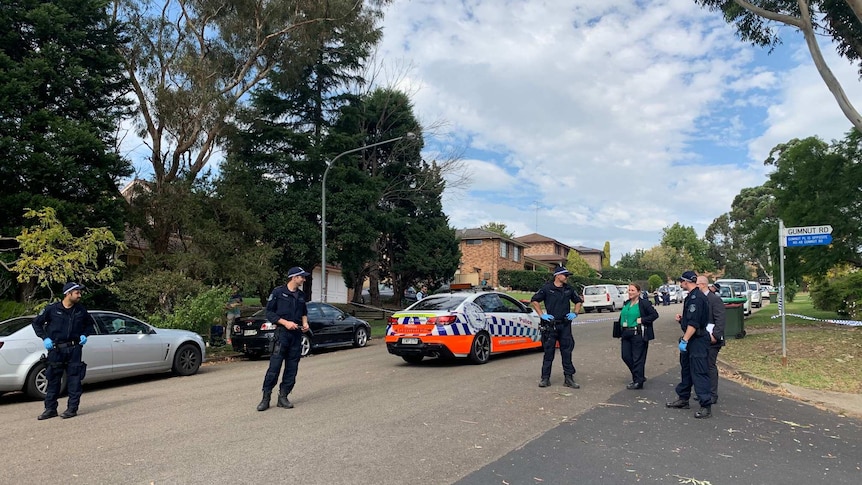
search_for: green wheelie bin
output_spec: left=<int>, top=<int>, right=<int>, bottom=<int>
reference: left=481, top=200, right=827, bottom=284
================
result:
left=723, top=297, right=747, bottom=339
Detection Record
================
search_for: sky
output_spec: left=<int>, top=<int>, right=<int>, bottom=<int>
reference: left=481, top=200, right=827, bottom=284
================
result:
left=373, top=0, right=862, bottom=263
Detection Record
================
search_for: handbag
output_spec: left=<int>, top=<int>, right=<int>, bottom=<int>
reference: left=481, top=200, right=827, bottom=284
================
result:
left=612, top=319, right=621, bottom=338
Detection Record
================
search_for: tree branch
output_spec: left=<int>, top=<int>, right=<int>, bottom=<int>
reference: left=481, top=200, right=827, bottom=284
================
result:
left=732, top=0, right=803, bottom=28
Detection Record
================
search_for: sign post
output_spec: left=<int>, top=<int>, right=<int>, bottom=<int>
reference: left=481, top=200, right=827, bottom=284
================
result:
left=777, top=222, right=833, bottom=366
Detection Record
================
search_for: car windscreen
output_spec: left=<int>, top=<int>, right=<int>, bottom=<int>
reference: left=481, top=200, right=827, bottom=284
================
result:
left=0, top=317, right=33, bottom=337
left=584, top=287, right=606, bottom=295
left=410, top=294, right=469, bottom=311
left=748, top=283, right=758, bottom=290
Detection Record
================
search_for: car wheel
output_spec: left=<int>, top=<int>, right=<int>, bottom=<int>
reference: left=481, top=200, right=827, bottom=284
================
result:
left=172, top=344, right=202, bottom=376
left=353, top=327, right=369, bottom=348
left=401, top=355, right=424, bottom=364
left=468, top=332, right=491, bottom=364
left=25, top=361, right=65, bottom=400
left=300, top=334, right=311, bottom=357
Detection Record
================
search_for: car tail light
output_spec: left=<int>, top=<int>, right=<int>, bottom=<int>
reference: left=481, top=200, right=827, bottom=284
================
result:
left=606, top=294, right=610, bottom=302
left=0, top=341, right=4, bottom=349
left=387, top=316, right=399, bottom=325
left=427, top=315, right=457, bottom=325
left=232, top=325, right=241, bottom=334
left=261, top=322, right=276, bottom=330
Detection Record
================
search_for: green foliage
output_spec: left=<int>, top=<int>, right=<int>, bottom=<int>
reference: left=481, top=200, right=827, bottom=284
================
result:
left=108, top=270, right=203, bottom=319
left=0, top=300, right=30, bottom=320
left=480, top=222, right=514, bottom=239
left=0, top=0, right=132, bottom=237
left=616, top=249, right=645, bottom=269
left=566, top=250, right=595, bottom=278
left=601, top=268, right=668, bottom=284
left=641, top=245, right=695, bottom=282
left=497, top=270, right=610, bottom=292
left=648, top=274, right=664, bottom=291
left=661, top=223, right=713, bottom=271
left=602, top=241, right=611, bottom=269
left=784, top=281, right=799, bottom=303
left=148, top=286, right=231, bottom=335
left=8, top=207, right=125, bottom=299
left=810, top=272, right=862, bottom=318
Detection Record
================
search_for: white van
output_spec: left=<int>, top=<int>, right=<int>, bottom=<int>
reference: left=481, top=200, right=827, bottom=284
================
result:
left=747, top=281, right=762, bottom=308
left=582, top=284, right=626, bottom=313
left=715, top=279, right=751, bottom=316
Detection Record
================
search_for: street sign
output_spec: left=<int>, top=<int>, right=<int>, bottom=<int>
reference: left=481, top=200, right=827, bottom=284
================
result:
left=781, top=225, right=833, bottom=237
left=785, top=234, right=833, bottom=247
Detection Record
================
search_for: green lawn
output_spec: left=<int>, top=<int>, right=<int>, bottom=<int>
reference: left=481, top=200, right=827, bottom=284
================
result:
left=720, top=293, right=862, bottom=393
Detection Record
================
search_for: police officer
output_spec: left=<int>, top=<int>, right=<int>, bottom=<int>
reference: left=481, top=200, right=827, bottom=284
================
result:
left=257, top=267, right=310, bottom=411
left=700, top=278, right=726, bottom=405
left=530, top=266, right=583, bottom=388
left=666, top=271, right=713, bottom=418
left=32, top=282, right=95, bottom=420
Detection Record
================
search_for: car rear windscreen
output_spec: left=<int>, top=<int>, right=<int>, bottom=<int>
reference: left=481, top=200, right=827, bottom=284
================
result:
left=584, top=287, right=607, bottom=295
left=411, top=294, right=469, bottom=311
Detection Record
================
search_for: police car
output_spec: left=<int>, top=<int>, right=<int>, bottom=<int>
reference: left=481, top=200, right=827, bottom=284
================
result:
left=385, top=290, right=542, bottom=364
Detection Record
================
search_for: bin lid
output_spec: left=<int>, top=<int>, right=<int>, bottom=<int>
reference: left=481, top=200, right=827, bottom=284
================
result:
left=722, top=297, right=747, bottom=303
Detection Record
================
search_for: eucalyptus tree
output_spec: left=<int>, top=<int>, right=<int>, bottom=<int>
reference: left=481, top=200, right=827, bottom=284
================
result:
left=694, top=0, right=862, bottom=132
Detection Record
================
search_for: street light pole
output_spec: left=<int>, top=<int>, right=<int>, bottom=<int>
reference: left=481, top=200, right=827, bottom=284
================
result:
left=321, top=133, right=415, bottom=302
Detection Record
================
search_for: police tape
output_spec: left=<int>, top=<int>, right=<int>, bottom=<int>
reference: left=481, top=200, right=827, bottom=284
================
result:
left=770, top=313, right=862, bottom=327
left=570, top=316, right=617, bottom=326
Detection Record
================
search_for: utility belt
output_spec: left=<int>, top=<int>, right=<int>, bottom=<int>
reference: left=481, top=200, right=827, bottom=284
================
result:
left=621, top=324, right=642, bottom=335
left=52, top=341, right=79, bottom=350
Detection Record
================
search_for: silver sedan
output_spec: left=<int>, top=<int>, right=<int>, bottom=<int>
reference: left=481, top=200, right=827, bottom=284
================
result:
left=0, top=311, right=206, bottom=399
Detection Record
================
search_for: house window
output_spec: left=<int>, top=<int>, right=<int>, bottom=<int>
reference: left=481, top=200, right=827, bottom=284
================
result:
left=513, top=246, right=520, bottom=262
left=500, top=241, right=508, bottom=258
left=465, top=239, right=482, bottom=245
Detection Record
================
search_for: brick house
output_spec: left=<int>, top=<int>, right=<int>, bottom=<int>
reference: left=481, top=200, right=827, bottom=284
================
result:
left=514, top=233, right=604, bottom=272
left=454, top=229, right=534, bottom=288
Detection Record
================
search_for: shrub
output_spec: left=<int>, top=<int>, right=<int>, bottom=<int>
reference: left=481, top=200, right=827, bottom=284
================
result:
left=149, top=286, right=231, bottom=335
left=0, top=300, right=31, bottom=320
left=108, top=270, right=203, bottom=318
left=810, top=273, right=862, bottom=318
left=602, top=268, right=668, bottom=283
left=647, top=274, right=663, bottom=291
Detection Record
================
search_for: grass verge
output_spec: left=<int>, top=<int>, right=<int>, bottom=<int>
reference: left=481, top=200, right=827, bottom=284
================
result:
left=720, top=293, right=861, bottom=393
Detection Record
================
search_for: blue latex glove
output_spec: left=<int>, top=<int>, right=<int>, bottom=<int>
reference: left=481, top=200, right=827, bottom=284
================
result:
left=540, top=313, right=553, bottom=321
left=79, top=335, right=87, bottom=346
left=43, top=338, right=54, bottom=350
left=566, top=312, right=577, bottom=321
left=678, top=339, right=688, bottom=352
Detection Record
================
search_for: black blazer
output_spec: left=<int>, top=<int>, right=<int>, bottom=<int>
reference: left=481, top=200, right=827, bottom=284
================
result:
left=622, top=297, right=659, bottom=341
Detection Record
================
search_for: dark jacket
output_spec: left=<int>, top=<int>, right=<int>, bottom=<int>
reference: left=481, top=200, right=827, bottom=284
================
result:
left=621, top=297, right=660, bottom=341
left=531, top=282, right=582, bottom=320
left=705, top=290, right=726, bottom=346
left=32, top=302, right=94, bottom=343
left=680, top=287, right=710, bottom=335
left=265, top=285, right=308, bottom=339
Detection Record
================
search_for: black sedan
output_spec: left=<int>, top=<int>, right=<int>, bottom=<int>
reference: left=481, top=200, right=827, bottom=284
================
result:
left=230, top=302, right=371, bottom=359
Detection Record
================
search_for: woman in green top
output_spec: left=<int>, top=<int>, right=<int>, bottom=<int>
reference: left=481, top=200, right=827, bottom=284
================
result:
left=620, top=283, right=659, bottom=389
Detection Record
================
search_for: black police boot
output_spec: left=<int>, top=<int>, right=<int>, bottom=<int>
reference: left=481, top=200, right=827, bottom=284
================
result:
left=626, top=382, right=643, bottom=390
left=256, top=391, right=272, bottom=412
left=695, top=406, right=712, bottom=419
left=563, top=375, right=580, bottom=389
left=666, top=398, right=690, bottom=409
left=60, top=408, right=78, bottom=419
left=37, top=409, right=58, bottom=420
left=538, top=378, right=551, bottom=388
left=277, top=392, right=294, bottom=409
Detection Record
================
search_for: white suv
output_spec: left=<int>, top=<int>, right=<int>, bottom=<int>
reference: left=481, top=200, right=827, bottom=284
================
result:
left=582, top=284, right=626, bottom=313
left=747, top=281, right=762, bottom=308
left=715, top=279, right=752, bottom=316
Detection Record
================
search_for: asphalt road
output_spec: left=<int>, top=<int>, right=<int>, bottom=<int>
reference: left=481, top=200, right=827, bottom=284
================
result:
left=2, top=302, right=860, bottom=484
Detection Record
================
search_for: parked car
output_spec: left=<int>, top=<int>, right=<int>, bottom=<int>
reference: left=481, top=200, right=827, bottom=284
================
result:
left=360, top=284, right=394, bottom=304
left=667, top=285, right=685, bottom=303
left=748, top=281, right=763, bottom=308
left=761, top=285, right=772, bottom=301
left=231, top=302, right=371, bottom=359
left=715, top=279, right=752, bottom=315
left=0, top=311, right=205, bottom=400
left=582, top=284, right=626, bottom=312
left=386, top=290, right=542, bottom=364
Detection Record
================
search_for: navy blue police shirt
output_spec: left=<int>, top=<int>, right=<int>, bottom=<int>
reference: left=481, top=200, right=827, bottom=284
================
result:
left=265, top=285, right=308, bottom=338
left=680, top=287, right=709, bottom=335
left=32, top=302, right=95, bottom=343
left=531, top=282, right=582, bottom=320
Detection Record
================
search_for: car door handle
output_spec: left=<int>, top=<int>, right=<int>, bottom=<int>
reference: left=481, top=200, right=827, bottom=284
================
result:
left=113, top=338, right=125, bottom=343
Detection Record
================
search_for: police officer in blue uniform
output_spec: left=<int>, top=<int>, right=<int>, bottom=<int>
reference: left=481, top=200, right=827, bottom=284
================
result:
left=666, top=271, right=713, bottom=418
left=531, top=266, right=583, bottom=388
left=32, top=282, right=95, bottom=420
left=257, top=267, right=311, bottom=411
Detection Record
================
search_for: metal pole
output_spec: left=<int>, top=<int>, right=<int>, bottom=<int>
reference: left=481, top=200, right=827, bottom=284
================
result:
left=320, top=134, right=413, bottom=302
left=779, top=219, right=787, bottom=367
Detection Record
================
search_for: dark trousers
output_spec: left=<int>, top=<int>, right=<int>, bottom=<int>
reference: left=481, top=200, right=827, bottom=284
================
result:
left=262, top=331, right=303, bottom=395
left=541, top=322, right=575, bottom=379
left=45, top=345, right=85, bottom=412
left=707, top=344, right=722, bottom=404
left=674, top=335, right=712, bottom=407
left=620, top=330, right=648, bottom=384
